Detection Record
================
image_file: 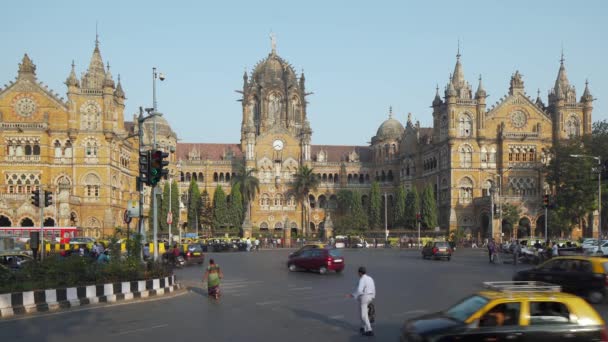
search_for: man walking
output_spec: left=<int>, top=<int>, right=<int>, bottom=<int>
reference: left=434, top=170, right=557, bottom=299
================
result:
left=347, top=266, right=376, bottom=336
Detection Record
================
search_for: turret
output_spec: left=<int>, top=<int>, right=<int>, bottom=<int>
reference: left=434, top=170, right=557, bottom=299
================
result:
left=65, top=60, right=80, bottom=91
left=535, top=89, right=545, bottom=110
left=581, top=80, right=594, bottom=134
left=17, top=54, right=37, bottom=81
left=475, top=75, right=487, bottom=136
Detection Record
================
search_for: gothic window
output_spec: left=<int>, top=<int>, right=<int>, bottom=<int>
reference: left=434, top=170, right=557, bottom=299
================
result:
left=480, top=147, right=488, bottom=167
left=84, top=173, right=101, bottom=199
left=274, top=194, right=284, bottom=206
left=489, top=147, right=497, bottom=165
left=260, top=222, right=269, bottom=230
left=192, top=173, right=198, bottom=182
left=459, top=145, right=473, bottom=168
left=186, top=172, right=191, bottom=182
left=81, top=101, right=101, bottom=130
left=33, top=144, right=40, bottom=156
left=213, top=172, right=218, bottom=182
left=458, top=114, right=473, bottom=137
left=529, top=149, right=535, bottom=161
left=198, top=172, right=204, bottom=182
left=388, top=170, right=394, bottom=182
left=459, top=177, right=474, bottom=204
left=318, top=195, right=327, bottom=209
left=309, top=194, right=316, bottom=209
left=25, top=144, right=32, bottom=155
left=288, top=194, right=296, bottom=206
left=54, top=140, right=62, bottom=158
left=509, top=148, right=514, bottom=162
left=260, top=194, right=270, bottom=206
left=85, top=139, right=98, bottom=157
left=566, top=115, right=580, bottom=138
left=5, top=173, right=41, bottom=194
left=65, top=140, right=73, bottom=157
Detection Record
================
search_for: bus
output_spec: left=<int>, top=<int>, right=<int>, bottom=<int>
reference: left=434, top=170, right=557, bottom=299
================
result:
left=0, top=227, right=78, bottom=244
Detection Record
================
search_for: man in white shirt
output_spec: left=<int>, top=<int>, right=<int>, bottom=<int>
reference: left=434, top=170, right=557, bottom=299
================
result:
left=347, top=266, right=376, bottom=336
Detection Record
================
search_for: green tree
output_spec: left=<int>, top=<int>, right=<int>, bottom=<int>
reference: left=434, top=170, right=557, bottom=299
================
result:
left=231, top=164, right=260, bottom=229
left=334, top=190, right=368, bottom=233
left=501, top=203, right=520, bottom=235
left=200, top=189, right=213, bottom=233
left=294, top=165, right=319, bottom=235
left=186, top=179, right=201, bottom=233
left=169, top=180, right=179, bottom=230
left=228, top=183, right=244, bottom=231
left=158, top=182, right=170, bottom=232
left=212, top=185, right=229, bottom=230
left=404, top=187, right=420, bottom=228
left=369, top=181, right=382, bottom=229
left=394, top=186, right=407, bottom=228
left=546, top=139, right=597, bottom=233
left=420, top=184, right=438, bottom=229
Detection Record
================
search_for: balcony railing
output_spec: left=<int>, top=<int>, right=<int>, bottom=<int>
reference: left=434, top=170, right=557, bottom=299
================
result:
left=5, top=155, right=41, bottom=162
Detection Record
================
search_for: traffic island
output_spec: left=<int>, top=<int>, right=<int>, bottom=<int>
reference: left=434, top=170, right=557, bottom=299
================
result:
left=0, top=275, right=180, bottom=318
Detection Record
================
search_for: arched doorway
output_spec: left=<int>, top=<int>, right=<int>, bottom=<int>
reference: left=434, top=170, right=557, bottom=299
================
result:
left=480, top=213, right=490, bottom=239
left=20, top=217, right=34, bottom=227
left=309, top=222, right=316, bottom=232
left=290, top=222, right=298, bottom=237
left=536, top=215, right=546, bottom=239
left=43, top=218, right=55, bottom=227
left=274, top=222, right=283, bottom=232
left=518, top=217, right=531, bottom=238
left=0, top=215, right=11, bottom=227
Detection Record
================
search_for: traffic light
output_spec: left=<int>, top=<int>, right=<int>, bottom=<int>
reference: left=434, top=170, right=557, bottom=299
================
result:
left=44, top=190, right=53, bottom=207
left=150, top=149, right=169, bottom=186
left=31, top=190, right=40, bottom=207
left=543, top=194, right=549, bottom=208
left=416, top=212, right=421, bottom=223
left=139, top=150, right=152, bottom=186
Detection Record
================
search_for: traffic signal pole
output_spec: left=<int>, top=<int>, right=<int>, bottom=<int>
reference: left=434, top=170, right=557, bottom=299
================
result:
left=39, top=191, right=44, bottom=261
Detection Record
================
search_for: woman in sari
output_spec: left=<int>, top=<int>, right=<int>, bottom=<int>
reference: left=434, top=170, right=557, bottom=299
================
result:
left=203, top=259, right=223, bottom=300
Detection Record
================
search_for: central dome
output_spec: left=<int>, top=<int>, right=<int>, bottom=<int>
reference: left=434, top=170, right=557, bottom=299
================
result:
left=376, top=117, right=404, bottom=140
left=252, top=52, right=296, bottom=85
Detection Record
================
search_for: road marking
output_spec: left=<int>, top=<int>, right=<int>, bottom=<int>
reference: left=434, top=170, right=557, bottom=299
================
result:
left=329, top=314, right=344, bottom=320
left=221, top=284, right=248, bottom=289
left=256, top=300, right=281, bottom=306
left=288, top=287, right=313, bottom=291
left=112, top=324, right=168, bottom=336
left=0, top=290, right=187, bottom=323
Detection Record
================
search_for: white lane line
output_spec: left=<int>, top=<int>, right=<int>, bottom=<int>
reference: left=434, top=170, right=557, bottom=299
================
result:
left=288, top=287, right=313, bottom=291
left=256, top=300, right=281, bottom=306
left=221, top=284, right=248, bottom=289
left=112, top=324, right=168, bottom=336
left=329, top=314, right=344, bottom=320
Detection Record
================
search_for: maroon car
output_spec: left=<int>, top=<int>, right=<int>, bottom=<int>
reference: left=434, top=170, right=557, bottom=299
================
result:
left=287, top=247, right=344, bottom=274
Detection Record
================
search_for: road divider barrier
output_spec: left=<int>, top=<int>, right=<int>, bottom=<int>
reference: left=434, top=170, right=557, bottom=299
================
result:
left=0, top=275, right=179, bottom=318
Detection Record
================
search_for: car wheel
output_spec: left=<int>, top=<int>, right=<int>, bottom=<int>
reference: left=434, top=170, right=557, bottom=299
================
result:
left=319, top=266, right=328, bottom=275
left=588, top=291, right=604, bottom=304
left=288, top=264, right=297, bottom=272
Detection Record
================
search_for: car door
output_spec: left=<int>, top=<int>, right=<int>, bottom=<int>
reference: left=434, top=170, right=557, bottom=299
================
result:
left=310, top=250, right=324, bottom=270
left=296, top=250, right=313, bottom=269
left=454, top=302, right=524, bottom=342
left=522, top=301, right=591, bottom=342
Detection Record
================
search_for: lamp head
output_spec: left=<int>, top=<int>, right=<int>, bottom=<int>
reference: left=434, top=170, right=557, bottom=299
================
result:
left=159, top=73, right=166, bottom=81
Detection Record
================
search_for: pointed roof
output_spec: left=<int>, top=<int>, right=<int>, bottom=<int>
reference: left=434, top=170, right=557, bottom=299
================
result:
left=18, top=54, right=36, bottom=79
left=451, top=48, right=465, bottom=88
left=433, top=84, right=442, bottom=106
left=104, top=62, right=115, bottom=88
left=114, top=74, right=125, bottom=98
left=535, top=89, right=545, bottom=108
left=81, top=38, right=106, bottom=89
left=581, top=79, right=593, bottom=102
left=554, top=52, right=570, bottom=96
left=65, top=60, right=80, bottom=87
left=475, top=75, right=486, bottom=99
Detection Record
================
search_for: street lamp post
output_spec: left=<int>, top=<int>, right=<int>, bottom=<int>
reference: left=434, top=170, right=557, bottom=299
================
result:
left=570, top=154, right=602, bottom=251
left=150, top=67, right=165, bottom=261
left=489, top=186, right=494, bottom=241
left=384, top=192, right=388, bottom=245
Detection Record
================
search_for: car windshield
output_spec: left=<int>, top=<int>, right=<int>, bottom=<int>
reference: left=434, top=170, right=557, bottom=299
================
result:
left=444, top=295, right=489, bottom=322
left=328, top=249, right=341, bottom=257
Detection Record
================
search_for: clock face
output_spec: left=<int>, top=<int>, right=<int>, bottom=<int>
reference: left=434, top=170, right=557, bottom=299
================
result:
left=273, top=139, right=284, bottom=151
left=15, top=97, right=37, bottom=117
left=510, top=111, right=527, bottom=128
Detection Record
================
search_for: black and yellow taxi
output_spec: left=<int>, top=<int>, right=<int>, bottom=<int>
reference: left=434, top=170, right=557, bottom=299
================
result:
left=0, top=251, right=33, bottom=270
left=514, top=256, right=608, bottom=303
left=400, top=281, right=608, bottom=341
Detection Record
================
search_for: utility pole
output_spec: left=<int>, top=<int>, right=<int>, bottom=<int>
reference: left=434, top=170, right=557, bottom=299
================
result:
left=384, top=192, right=388, bottom=245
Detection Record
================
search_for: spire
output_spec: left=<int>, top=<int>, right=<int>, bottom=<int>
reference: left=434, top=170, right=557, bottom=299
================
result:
left=388, top=106, right=393, bottom=119
left=554, top=50, right=570, bottom=97
left=446, top=75, right=457, bottom=97
left=65, top=60, right=79, bottom=87
left=18, top=54, right=37, bottom=78
left=451, top=47, right=465, bottom=87
left=114, top=74, right=125, bottom=98
left=433, top=84, right=442, bottom=106
left=103, top=62, right=115, bottom=88
left=535, top=88, right=545, bottom=108
left=270, top=32, right=277, bottom=55
left=581, top=79, right=593, bottom=102
left=475, top=75, right=486, bottom=99
left=82, top=37, right=106, bottom=89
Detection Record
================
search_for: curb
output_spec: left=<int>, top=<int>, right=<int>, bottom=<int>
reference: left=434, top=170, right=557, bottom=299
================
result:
left=0, top=275, right=179, bottom=318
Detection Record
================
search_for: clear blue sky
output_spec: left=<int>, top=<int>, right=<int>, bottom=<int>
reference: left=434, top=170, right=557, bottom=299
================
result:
left=1, top=0, right=606, bottom=145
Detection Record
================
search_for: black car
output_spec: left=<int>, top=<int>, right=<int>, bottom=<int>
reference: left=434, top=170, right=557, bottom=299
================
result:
left=513, top=256, right=608, bottom=303
left=422, top=241, right=452, bottom=260
left=183, top=243, right=205, bottom=265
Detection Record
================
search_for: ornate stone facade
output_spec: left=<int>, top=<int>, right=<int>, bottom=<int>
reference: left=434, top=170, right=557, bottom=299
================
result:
left=0, top=39, right=139, bottom=238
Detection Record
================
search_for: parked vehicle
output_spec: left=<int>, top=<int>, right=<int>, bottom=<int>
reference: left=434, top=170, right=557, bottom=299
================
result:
left=421, top=241, right=452, bottom=261
left=0, top=252, right=33, bottom=270
left=287, top=247, right=344, bottom=274
left=513, top=256, right=608, bottom=303
left=183, top=244, right=205, bottom=265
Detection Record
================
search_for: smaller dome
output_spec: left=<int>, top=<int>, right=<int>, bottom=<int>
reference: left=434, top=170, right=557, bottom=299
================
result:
left=375, top=117, right=404, bottom=140
left=142, top=115, right=177, bottom=146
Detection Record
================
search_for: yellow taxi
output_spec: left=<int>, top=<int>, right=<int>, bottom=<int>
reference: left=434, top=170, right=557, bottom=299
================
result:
left=400, top=281, right=608, bottom=341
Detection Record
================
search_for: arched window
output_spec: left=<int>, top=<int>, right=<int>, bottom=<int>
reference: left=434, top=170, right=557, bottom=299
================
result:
left=226, top=173, right=231, bottom=182
left=329, top=195, right=338, bottom=209
left=387, top=170, right=394, bottom=182
left=25, top=145, right=32, bottom=155
left=33, top=144, right=40, bottom=156
left=219, top=173, right=225, bottom=182
left=198, top=172, right=204, bottom=182
left=260, top=194, right=270, bottom=206
left=84, top=173, right=101, bottom=198
left=480, top=147, right=488, bottom=167
left=64, top=140, right=73, bottom=157
left=260, top=222, right=269, bottom=230
left=274, top=194, right=284, bottom=206
left=458, top=114, right=473, bottom=137
left=489, top=147, right=496, bottom=165
left=186, top=172, right=191, bottom=182
left=566, top=115, right=580, bottom=138
left=180, top=172, right=185, bottom=182
left=318, top=195, right=327, bottom=209
left=309, top=194, right=316, bottom=209
left=459, top=177, right=473, bottom=204
left=213, top=172, right=218, bottom=182
left=54, top=141, right=62, bottom=157
left=288, top=194, right=296, bottom=206
left=192, top=173, right=198, bottom=181
left=459, top=145, right=473, bottom=168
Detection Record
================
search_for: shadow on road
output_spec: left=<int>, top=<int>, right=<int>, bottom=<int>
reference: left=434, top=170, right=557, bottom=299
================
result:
left=289, top=307, right=358, bottom=331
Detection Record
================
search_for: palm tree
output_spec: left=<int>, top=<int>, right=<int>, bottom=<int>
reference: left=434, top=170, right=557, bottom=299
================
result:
left=294, top=165, right=319, bottom=236
left=232, top=164, right=260, bottom=229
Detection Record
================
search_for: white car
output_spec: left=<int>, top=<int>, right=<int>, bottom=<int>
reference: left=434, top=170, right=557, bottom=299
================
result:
left=582, top=240, right=607, bottom=254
